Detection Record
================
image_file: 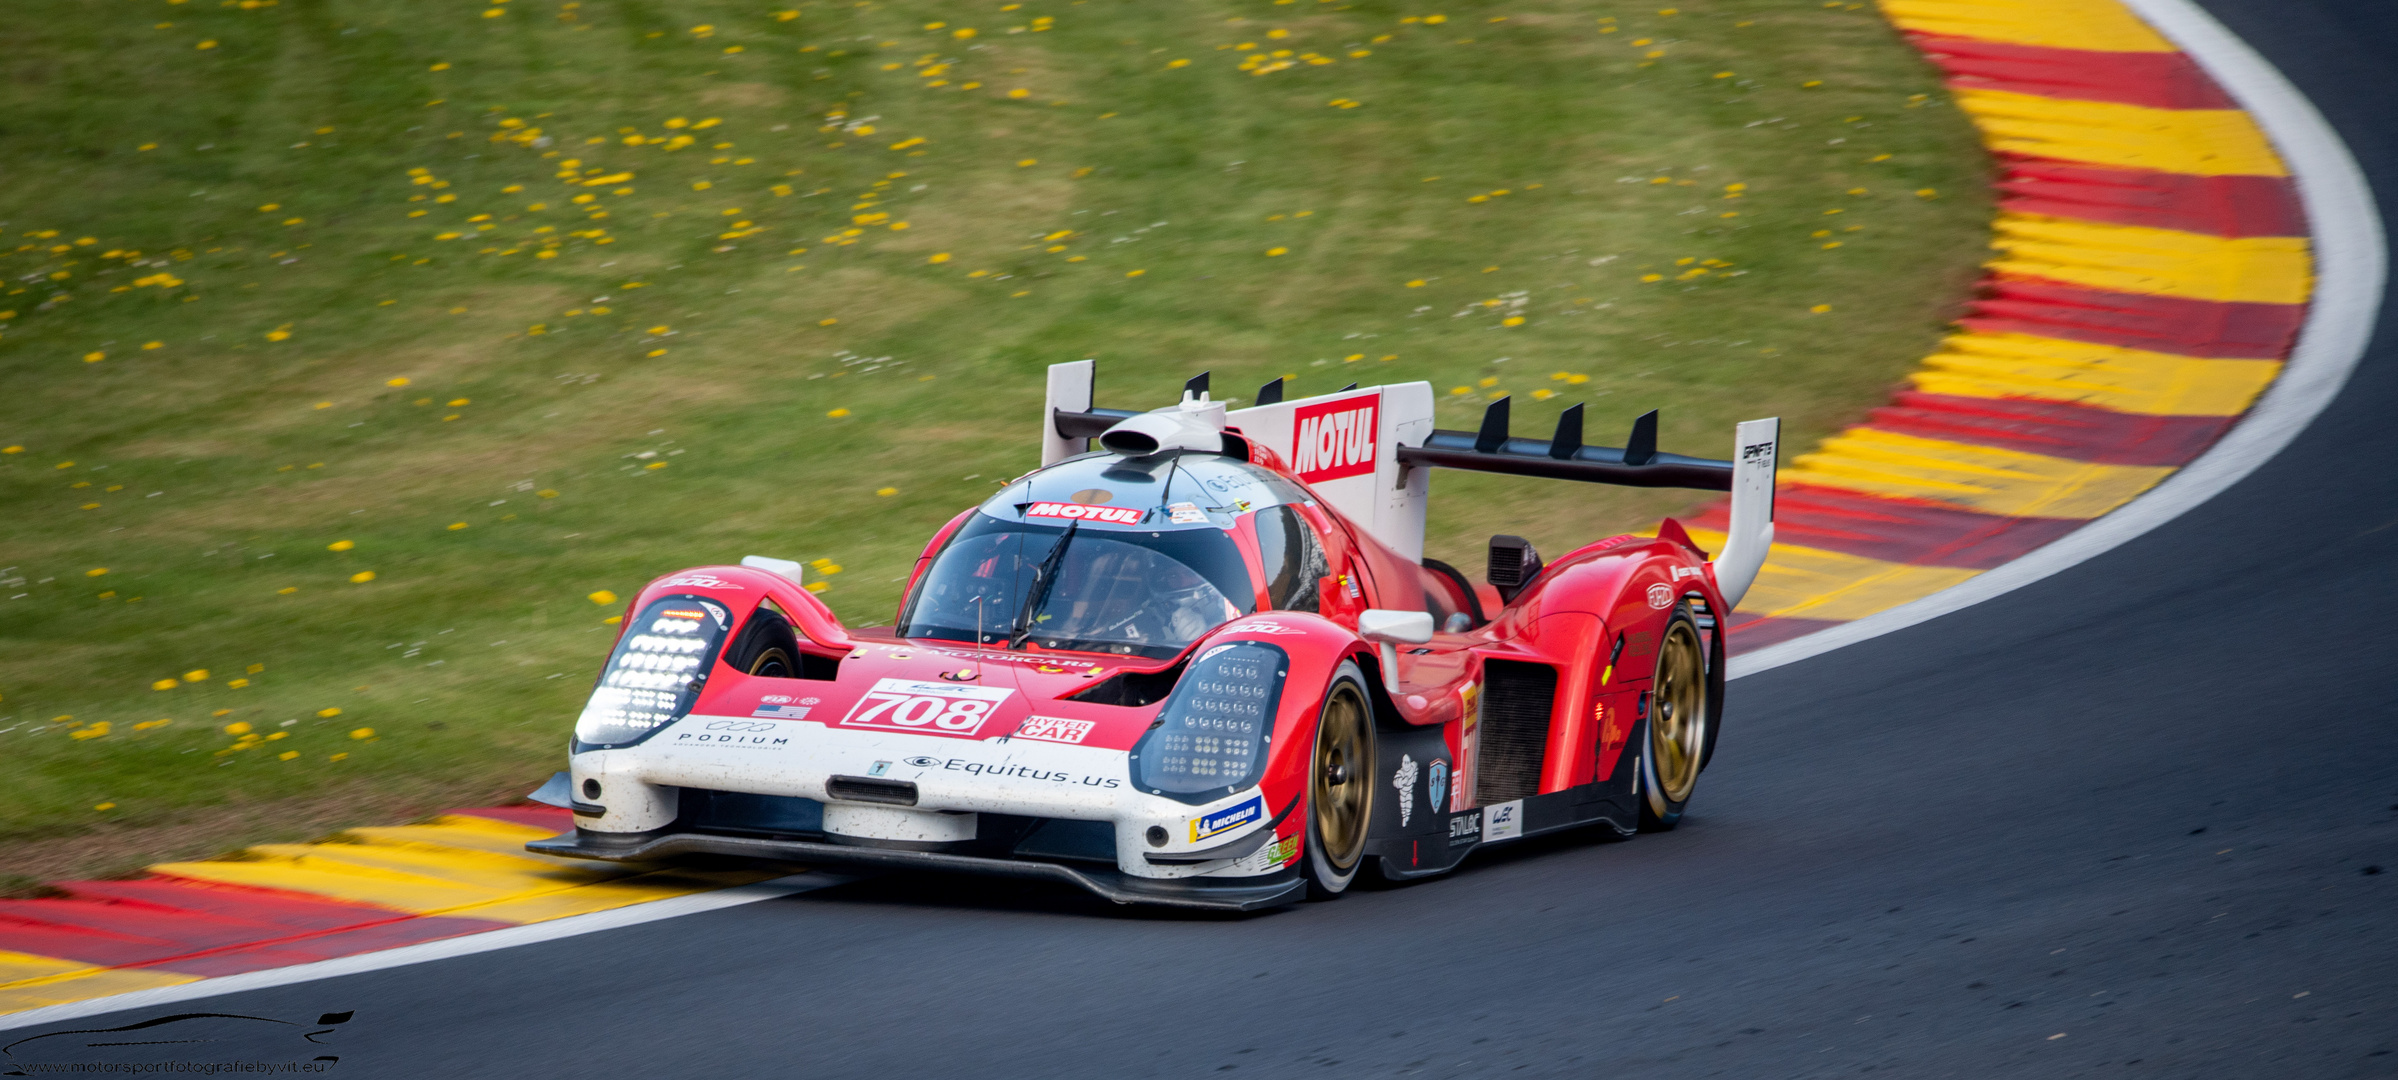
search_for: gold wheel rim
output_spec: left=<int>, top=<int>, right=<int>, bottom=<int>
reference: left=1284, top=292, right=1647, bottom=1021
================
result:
left=747, top=648, right=795, bottom=678
left=1311, top=683, right=1371, bottom=872
left=1651, top=620, right=1707, bottom=804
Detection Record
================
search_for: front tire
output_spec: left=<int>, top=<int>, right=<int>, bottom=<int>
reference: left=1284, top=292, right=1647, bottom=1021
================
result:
left=725, top=609, right=801, bottom=678
left=1303, top=661, right=1376, bottom=899
left=1639, top=606, right=1710, bottom=831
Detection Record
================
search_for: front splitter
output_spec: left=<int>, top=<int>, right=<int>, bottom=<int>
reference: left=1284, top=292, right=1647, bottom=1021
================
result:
left=527, top=830, right=1305, bottom=912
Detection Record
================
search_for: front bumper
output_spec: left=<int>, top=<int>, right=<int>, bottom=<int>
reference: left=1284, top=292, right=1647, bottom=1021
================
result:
left=527, top=828, right=1304, bottom=911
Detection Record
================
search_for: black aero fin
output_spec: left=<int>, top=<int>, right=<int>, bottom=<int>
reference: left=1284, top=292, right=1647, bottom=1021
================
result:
left=1624, top=409, right=1659, bottom=466
left=1549, top=403, right=1584, bottom=460
left=1184, top=371, right=1211, bottom=399
left=1255, top=376, right=1284, bottom=406
left=1475, top=396, right=1511, bottom=453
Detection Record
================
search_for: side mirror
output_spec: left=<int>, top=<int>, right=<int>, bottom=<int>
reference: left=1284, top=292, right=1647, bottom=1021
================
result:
left=1357, top=609, right=1435, bottom=693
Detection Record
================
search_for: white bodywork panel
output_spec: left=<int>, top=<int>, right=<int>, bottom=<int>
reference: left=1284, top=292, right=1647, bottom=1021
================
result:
left=1710, top=417, right=1780, bottom=611
left=1225, top=383, right=1437, bottom=561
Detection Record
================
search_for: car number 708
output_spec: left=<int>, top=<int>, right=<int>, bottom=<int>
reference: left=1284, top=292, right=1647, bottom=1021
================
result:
left=838, top=679, right=1015, bottom=737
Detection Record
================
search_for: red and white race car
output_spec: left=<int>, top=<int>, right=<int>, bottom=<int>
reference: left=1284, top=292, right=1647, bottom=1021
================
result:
left=530, top=363, right=1779, bottom=909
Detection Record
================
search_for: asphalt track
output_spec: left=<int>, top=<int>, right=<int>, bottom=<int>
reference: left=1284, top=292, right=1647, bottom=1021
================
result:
left=13, top=2, right=2397, bottom=1075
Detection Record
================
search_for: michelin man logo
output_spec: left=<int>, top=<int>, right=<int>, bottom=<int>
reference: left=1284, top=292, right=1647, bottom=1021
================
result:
left=1392, top=754, right=1419, bottom=828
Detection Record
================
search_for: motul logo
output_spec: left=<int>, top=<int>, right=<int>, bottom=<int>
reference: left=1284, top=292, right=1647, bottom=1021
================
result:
left=1025, top=502, right=1143, bottom=525
left=1292, top=396, right=1377, bottom=484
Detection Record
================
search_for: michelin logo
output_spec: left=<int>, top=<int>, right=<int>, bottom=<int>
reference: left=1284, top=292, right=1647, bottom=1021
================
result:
left=1190, top=795, right=1265, bottom=843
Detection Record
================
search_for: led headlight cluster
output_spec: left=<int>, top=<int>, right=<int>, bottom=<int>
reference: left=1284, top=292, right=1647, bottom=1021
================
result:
left=572, top=597, right=730, bottom=750
left=1130, top=641, right=1289, bottom=803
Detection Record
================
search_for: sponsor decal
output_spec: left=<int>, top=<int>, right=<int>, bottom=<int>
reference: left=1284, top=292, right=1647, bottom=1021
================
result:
left=659, top=574, right=743, bottom=592
left=1237, top=621, right=1305, bottom=635
left=1246, top=831, right=1301, bottom=871
left=902, top=754, right=1124, bottom=787
left=839, top=678, right=1015, bottom=736
left=752, top=704, right=814, bottom=719
left=1741, top=439, right=1776, bottom=466
left=671, top=718, right=791, bottom=749
left=1342, top=574, right=1362, bottom=600
left=1448, top=809, right=1481, bottom=847
left=1646, top=583, right=1675, bottom=609
left=1291, top=395, right=1379, bottom=484
left=1166, top=501, right=1209, bottom=525
left=1392, top=754, right=1419, bottom=828
left=1482, top=799, right=1523, bottom=842
left=1196, top=644, right=1237, bottom=663
left=868, top=760, right=892, bottom=777
left=1190, top=794, right=1265, bottom=842
left=1013, top=715, right=1096, bottom=745
left=1427, top=759, right=1448, bottom=817
left=1025, top=501, right=1143, bottom=525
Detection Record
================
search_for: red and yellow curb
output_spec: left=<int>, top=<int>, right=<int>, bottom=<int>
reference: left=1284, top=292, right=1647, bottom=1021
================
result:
left=0, top=806, right=778, bottom=1015
left=1714, top=0, right=2310, bottom=650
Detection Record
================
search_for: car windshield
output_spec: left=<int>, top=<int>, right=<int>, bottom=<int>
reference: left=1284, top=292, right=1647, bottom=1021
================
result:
left=900, top=514, right=1257, bottom=659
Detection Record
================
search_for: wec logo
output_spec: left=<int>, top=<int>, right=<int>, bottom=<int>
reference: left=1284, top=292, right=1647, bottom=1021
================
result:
left=1291, top=396, right=1378, bottom=484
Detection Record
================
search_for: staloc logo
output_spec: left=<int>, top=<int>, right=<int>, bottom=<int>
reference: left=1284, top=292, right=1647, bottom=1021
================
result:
left=1290, top=395, right=1378, bottom=484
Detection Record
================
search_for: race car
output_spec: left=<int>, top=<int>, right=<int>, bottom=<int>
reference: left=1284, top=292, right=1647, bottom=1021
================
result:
left=528, top=361, right=1780, bottom=910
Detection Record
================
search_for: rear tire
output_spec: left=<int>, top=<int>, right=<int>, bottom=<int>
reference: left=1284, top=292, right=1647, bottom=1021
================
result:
left=1638, top=606, right=1709, bottom=832
left=1303, top=661, right=1376, bottom=899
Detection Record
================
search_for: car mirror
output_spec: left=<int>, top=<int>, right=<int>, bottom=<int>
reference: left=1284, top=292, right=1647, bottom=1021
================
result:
left=1357, top=609, right=1435, bottom=695
left=1358, top=609, right=1435, bottom=644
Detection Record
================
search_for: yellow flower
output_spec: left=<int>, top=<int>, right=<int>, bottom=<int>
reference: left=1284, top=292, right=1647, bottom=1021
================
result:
left=448, top=522, right=469, bottom=531
left=1640, top=273, right=1663, bottom=283
left=330, top=752, right=348, bottom=761
left=1016, top=158, right=1037, bottom=167
left=279, top=750, right=300, bottom=761
left=94, top=803, right=116, bottom=811
left=818, top=317, right=837, bottom=326
left=152, top=679, right=178, bottom=691
left=1810, top=304, right=1832, bottom=313
left=278, top=587, right=298, bottom=595
left=876, top=486, right=899, bottom=496
left=350, top=727, right=375, bottom=740
left=349, top=570, right=376, bottom=583
left=143, top=341, right=163, bottom=350
left=1126, top=269, right=1145, bottom=277
left=1501, top=316, right=1526, bottom=327
left=430, top=62, right=450, bottom=70
left=645, top=461, right=668, bottom=470
left=84, top=351, right=105, bottom=363
left=387, top=376, right=411, bottom=387
left=328, top=539, right=355, bottom=551
left=1915, top=188, right=1938, bottom=198
left=1008, top=89, right=1031, bottom=99
left=1265, top=247, right=1287, bottom=256
left=229, top=678, right=250, bottom=688
left=827, top=408, right=852, bottom=418
left=183, top=669, right=209, bottom=682
left=1167, top=58, right=1190, bottom=68
left=1405, top=279, right=1425, bottom=287
left=953, top=27, right=976, bottom=38
left=225, top=721, right=253, bottom=735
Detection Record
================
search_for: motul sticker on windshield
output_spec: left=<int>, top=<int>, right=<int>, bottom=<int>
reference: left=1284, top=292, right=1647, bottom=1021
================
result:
left=1025, top=502, right=1143, bottom=525
left=1012, top=715, right=1096, bottom=745
left=839, top=678, right=1016, bottom=737
left=1291, top=396, right=1378, bottom=484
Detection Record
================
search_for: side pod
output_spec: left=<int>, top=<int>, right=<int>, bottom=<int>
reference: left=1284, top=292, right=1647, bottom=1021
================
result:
left=1709, top=417, right=1780, bottom=611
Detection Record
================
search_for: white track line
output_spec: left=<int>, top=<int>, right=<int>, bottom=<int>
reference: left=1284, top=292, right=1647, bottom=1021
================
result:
left=0, top=872, right=857, bottom=1033
left=1731, top=0, right=2386, bottom=680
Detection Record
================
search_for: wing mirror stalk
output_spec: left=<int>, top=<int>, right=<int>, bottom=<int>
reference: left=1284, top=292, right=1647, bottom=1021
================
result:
left=1357, top=609, right=1436, bottom=694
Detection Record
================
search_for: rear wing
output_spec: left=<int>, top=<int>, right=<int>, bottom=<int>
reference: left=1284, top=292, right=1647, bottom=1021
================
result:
left=1040, top=361, right=1779, bottom=610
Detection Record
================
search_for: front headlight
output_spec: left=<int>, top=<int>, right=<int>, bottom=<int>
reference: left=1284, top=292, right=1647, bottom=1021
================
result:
left=1129, top=641, right=1289, bottom=804
left=572, top=595, right=732, bottom=751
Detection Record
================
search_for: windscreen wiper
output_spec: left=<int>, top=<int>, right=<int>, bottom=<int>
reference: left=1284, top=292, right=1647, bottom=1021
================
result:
left=1009, top=522, right=1077, bottom=650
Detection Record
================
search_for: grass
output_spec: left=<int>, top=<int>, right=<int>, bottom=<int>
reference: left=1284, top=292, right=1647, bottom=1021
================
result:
left=0, top=0, right=1991, bottom=879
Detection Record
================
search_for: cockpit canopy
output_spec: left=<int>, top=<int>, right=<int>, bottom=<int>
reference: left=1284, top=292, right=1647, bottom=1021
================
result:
left=897, top=451, right=1327, bottom=659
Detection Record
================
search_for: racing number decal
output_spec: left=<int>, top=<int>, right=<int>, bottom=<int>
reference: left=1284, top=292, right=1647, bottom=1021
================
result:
left=839, top=679, right=1015, bottom=737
